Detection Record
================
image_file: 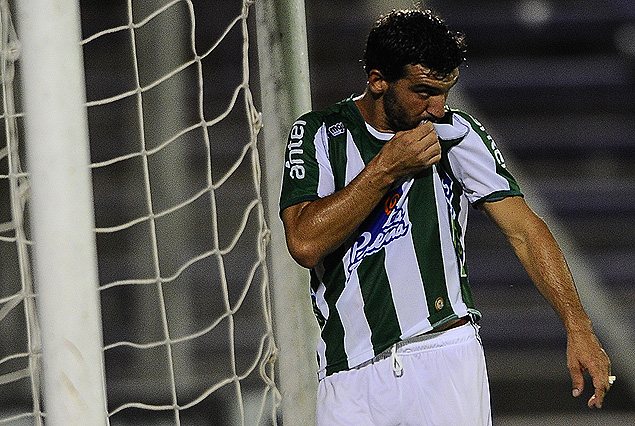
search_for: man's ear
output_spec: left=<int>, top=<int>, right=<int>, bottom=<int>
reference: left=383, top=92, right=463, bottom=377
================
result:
left=367, top=69, right=388, bottom=96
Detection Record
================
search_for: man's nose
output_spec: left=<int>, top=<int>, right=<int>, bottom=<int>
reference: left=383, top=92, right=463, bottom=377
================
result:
left=426, top=94, right=446, bottom=120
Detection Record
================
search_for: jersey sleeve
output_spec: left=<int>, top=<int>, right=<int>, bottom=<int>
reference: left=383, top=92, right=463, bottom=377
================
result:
left=444, top=111, right=522, bottom=205
left=279, top=113, right=336, bottom=214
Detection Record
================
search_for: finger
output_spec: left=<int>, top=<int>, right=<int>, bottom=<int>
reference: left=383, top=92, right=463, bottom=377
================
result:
left=413, top=120, right=435, bottom=139
left=420, top=139, right=441, bottom=165
left=588, top=389, right=606, bottom=409
left=425, top=151, right=442, bottom=167
left=418, top=118, right=431, bottom=128
left=569, top=366, right=584, bottom=398
left=589, top=376, right=607, bottom=408
left=587, top=394, right=598, bottom=408
left=419, top=128, right=439, bottom=150
left=587, top=371, right=610, bottom=408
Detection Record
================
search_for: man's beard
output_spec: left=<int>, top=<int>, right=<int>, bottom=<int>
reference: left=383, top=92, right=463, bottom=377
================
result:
left=383, top=85, right=418, bottom=132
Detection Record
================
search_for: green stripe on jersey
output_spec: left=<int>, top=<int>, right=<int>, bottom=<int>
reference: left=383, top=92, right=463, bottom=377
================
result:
left=321, top=272, right=347, bottom=376
left=358, top=250, right=402, bottom=354
left=408, top=168, right=454, bottom=325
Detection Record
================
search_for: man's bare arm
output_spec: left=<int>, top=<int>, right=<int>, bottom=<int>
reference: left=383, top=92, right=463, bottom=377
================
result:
left=481, top=196, right=611, bottom=408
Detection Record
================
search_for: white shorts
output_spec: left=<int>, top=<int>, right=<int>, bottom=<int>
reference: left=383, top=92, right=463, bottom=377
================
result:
left=316, top=322, right=492, bottom=426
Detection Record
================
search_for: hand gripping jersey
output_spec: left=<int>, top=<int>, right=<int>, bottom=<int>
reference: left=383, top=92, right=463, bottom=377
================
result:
left=279, top=97, right=522, bottom=379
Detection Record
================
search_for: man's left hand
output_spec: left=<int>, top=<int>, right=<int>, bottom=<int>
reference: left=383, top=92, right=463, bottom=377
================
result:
left=567, top=330, right=612, bottom=408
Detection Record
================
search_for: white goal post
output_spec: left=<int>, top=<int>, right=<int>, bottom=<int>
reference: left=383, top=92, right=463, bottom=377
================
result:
left=254, top=1, right=318, bottom=425
left=14, top=0, right=108, bottom=424
left=2, top=0, right=317, bottom=425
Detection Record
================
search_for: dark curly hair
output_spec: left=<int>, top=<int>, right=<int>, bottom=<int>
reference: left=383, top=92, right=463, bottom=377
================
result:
left=363, top=9, right=466, bottom=81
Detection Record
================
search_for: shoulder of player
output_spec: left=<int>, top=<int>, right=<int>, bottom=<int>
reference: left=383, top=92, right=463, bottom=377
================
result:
left=437, top=108, right=500, bottom=148
left=441, top=109, right=513, bottom=173
left=293, top=98, right=360, bottom=138
left=443, top=109, right=493, bottom=138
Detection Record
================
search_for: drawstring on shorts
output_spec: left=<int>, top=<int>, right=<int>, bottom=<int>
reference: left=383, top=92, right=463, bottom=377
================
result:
left=390, top=344, right=403, bottom=378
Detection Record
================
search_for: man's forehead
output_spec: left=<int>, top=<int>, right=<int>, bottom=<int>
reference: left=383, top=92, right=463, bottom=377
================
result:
left=407, top=64, right=459, bottom=86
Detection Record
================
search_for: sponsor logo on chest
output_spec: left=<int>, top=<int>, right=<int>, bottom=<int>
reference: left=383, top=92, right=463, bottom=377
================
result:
left=348, top=187, right=410, bottom=272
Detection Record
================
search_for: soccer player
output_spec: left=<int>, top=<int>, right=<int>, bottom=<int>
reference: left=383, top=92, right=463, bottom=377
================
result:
left=279, top=9, right=612, bottom=425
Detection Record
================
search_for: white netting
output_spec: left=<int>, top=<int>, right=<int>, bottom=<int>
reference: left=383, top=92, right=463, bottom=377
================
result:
left=0, top=0, right=280, bottom=424
left=0, top=1, right=43, bottom=424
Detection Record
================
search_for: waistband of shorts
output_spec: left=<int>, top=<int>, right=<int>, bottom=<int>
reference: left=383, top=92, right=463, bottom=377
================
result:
left=354, top=316, right=475, bottom=370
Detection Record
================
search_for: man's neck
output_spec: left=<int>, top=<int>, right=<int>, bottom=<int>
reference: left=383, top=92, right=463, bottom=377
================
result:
left=353, top=90, right=390, bottom=132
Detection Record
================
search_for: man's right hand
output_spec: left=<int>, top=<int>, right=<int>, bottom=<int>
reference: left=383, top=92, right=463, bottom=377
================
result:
left=374, top=120, right=441, bottom=180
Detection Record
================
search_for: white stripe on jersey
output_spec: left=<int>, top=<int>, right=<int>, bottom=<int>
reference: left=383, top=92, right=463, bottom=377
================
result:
left=316, top=334, right=328, bottom=377
left=383, top=187, right=432, bottom=338
left=448, top=114, right=512, bottom=204
left=315, top=124, right=335, bottom=198
left=315, top=290, right=329, bottom=377
left=345, top=129, right=365, bottom=186
left=433, top=165, right=470, bottom=319
left=338, top=258, right=374, bottom=368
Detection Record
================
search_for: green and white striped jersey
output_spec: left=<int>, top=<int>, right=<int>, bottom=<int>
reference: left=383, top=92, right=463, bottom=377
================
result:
left=279, top=97, right=522, bottom=379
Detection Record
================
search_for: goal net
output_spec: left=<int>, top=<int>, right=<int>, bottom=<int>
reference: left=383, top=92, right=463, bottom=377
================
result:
left=0, top=0, right=309, bottom=424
